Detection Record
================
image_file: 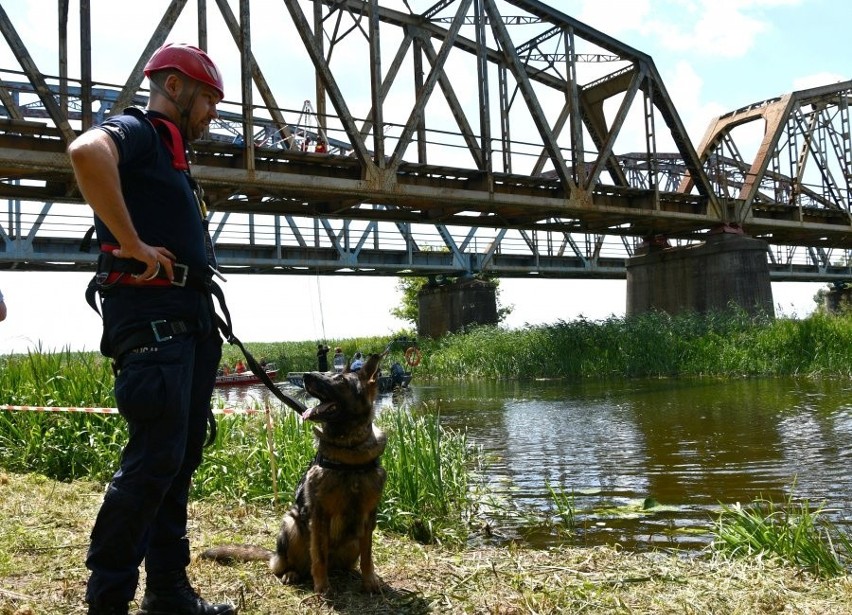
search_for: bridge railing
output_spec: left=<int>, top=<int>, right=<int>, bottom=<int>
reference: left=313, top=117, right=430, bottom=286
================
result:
left=3, top=194, right=851, bottom=282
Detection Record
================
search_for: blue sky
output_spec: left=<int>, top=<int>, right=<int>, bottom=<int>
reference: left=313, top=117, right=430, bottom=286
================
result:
left=595, top=0, right=849, bottom=132
left=0, top=0, right=845, bottom=353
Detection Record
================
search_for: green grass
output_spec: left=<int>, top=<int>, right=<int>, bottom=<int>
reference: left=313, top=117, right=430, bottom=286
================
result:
left=546, top=481, right=576, bottom=531
left=3, top=311, right=852, bottom=566
left=378, top=401, right=480, bottom=544
left=4, top=473, right=851, bottom=615
left=0, top=411, right=125, bottom=483
left=0, top=400, right=480, bottom=546
left=711, top=490, right=852, bottom=578
left=0, top=344, right=115, bottom=407
left=411, top=309, right=852, bottom=380
left=6, top=310, right=852, bottom=390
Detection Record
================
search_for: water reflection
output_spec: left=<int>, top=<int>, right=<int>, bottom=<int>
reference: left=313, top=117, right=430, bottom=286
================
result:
left=215, top=377, right=852, bottom=551
left=413, top=378, right=852, bottom=550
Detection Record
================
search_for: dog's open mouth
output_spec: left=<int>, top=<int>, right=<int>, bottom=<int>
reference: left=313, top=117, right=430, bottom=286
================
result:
left=302, top=400, right=338, bottom=421
left=302, top=373, right=341, bottom=421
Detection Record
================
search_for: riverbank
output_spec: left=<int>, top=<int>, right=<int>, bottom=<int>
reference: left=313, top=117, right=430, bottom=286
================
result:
left=2, top=472, right=850, bottom=615
left=212, top=309, right=852, bottom=382
left=4, top=311, right=852, bottom=395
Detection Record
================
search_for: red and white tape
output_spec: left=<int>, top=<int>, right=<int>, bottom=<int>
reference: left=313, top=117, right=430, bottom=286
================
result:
left=0, top=404, right=266, bottom=416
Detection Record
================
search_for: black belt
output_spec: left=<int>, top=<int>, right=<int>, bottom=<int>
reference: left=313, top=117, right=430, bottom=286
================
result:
left=116, top=319, right=193, bottom=356
left=86, top=255, right=210, bottom=319
left=85, top=263, right=309, bottom=419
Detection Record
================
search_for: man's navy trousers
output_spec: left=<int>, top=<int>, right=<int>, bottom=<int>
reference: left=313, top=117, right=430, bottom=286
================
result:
left=85, top=287, right=223, bottom=606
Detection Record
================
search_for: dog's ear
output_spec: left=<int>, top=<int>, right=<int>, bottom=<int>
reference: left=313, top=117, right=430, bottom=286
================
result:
left=361, top=354, right=382, bottom=383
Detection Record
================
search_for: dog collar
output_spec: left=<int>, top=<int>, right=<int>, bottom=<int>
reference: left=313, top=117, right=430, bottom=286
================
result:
left=315, top=453, right=380, bottom=472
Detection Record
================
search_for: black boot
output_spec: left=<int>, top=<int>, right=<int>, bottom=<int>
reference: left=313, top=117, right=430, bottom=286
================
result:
left=139, top=570, right=235, bottom=615
left=87, top=603, right=129, bottom=615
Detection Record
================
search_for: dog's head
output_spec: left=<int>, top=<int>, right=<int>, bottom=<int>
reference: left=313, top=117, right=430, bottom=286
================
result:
left=302, top=353, right=382, bottom=423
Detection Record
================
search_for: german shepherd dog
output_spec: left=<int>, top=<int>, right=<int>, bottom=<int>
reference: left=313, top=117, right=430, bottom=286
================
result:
left=201, top=353, right=387, bottom=594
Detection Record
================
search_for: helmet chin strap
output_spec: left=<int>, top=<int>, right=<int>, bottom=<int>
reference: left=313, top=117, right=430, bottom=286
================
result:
left=149, top=79, right=201, bottom=139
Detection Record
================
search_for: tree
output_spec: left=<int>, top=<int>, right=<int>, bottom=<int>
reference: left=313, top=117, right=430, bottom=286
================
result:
left=391, top=277, right=428, bottom=325
left=813, top=287, right=829, bottom=312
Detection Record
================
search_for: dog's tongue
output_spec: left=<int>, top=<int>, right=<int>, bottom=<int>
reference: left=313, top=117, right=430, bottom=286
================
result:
left=303, top=401, right=337, bottom=421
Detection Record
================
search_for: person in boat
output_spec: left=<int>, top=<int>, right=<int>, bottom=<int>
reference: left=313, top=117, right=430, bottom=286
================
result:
left=234, top=359, right=246, bottom=373
left=390, top=361, right=406, bottom=388
left=350, top=352, right=364, bottom=371
left=316, top=344, right=330, bottom=372
left=332, top=347, right=346, bottom=372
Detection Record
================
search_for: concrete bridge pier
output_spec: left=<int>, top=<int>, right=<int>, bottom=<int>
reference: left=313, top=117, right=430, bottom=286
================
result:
left=626, top=231, right=775, bottom=317
left=417, top=278, right=498, bottom=338
left=825, top=285, right=852, bottom=313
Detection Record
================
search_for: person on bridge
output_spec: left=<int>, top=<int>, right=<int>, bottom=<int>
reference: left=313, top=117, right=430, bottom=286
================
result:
left=67, top=43, right=235, bottom=615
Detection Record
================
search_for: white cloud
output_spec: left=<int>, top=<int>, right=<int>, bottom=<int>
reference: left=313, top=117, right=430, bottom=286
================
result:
left=576, top=0, right=653, bottom=36
left=576, top=0, right=804, bottom=59
left=645, top=2, right=766, bottom=58
left=791, top=72, right=849, bottom=91
left=661, top=60, right=728, bottom=142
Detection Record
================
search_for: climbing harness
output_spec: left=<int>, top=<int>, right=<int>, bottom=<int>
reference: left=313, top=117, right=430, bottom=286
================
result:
left=83, top=108, right=308, bottom=437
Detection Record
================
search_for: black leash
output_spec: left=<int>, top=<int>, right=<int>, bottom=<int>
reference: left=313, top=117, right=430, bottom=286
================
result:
left=85, top=267, right=308, bottom=417
left=208, top=281, right=307, bottom=417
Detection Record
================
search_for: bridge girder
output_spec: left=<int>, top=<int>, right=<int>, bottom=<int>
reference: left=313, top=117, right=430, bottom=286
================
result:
left=0, top=1, right=849, bottom=280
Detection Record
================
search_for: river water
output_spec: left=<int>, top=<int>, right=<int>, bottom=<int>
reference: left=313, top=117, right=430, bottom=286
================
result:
left=215, top=376, right=852, bottom=551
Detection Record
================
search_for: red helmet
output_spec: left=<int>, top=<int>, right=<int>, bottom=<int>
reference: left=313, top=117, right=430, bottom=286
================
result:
left=144, top=43, right=224, bottom=99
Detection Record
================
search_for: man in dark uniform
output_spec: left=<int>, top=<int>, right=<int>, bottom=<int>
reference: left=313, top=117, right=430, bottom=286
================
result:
left=316, top=343, right=330, bottom=371
left=68, top=43, right=235, bottom=615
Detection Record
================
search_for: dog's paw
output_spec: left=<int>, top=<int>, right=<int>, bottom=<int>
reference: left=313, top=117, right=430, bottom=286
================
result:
left=279, top=571, right=301, bottom=585
left=361, top=572, right=382, bottom=593
left=313, top=578, right=331, bottom=595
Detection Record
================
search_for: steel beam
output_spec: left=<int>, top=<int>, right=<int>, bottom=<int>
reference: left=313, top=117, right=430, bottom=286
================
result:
left=0, top=1, right=848, bottom=284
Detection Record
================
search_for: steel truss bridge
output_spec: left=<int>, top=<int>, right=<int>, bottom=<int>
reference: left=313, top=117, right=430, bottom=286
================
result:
left=0, top=0, right=850, bottom=283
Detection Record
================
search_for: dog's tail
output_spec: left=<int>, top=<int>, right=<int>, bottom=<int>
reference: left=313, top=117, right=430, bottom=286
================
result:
left=199, top=544, right=274, bottom=564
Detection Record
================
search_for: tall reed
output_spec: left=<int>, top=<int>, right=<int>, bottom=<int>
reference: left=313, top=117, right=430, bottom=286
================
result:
left=378, top=401, right=479, bottom=545
left=0, top=411, right=125, bottom=482
left=193, top=403, right=316, bottom=503
left=0, top=399, right=479, bottom=545
left=413, top=309, right=852, bottom=380
left=0, top=345, right=114, bottom=406
left=712, top=491, right=852, bottom=578
left=7, top=311, right=852, bottom=390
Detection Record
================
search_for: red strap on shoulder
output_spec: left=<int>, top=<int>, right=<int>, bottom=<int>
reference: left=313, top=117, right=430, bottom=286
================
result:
left=149, top=116, right=189, bottom=171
